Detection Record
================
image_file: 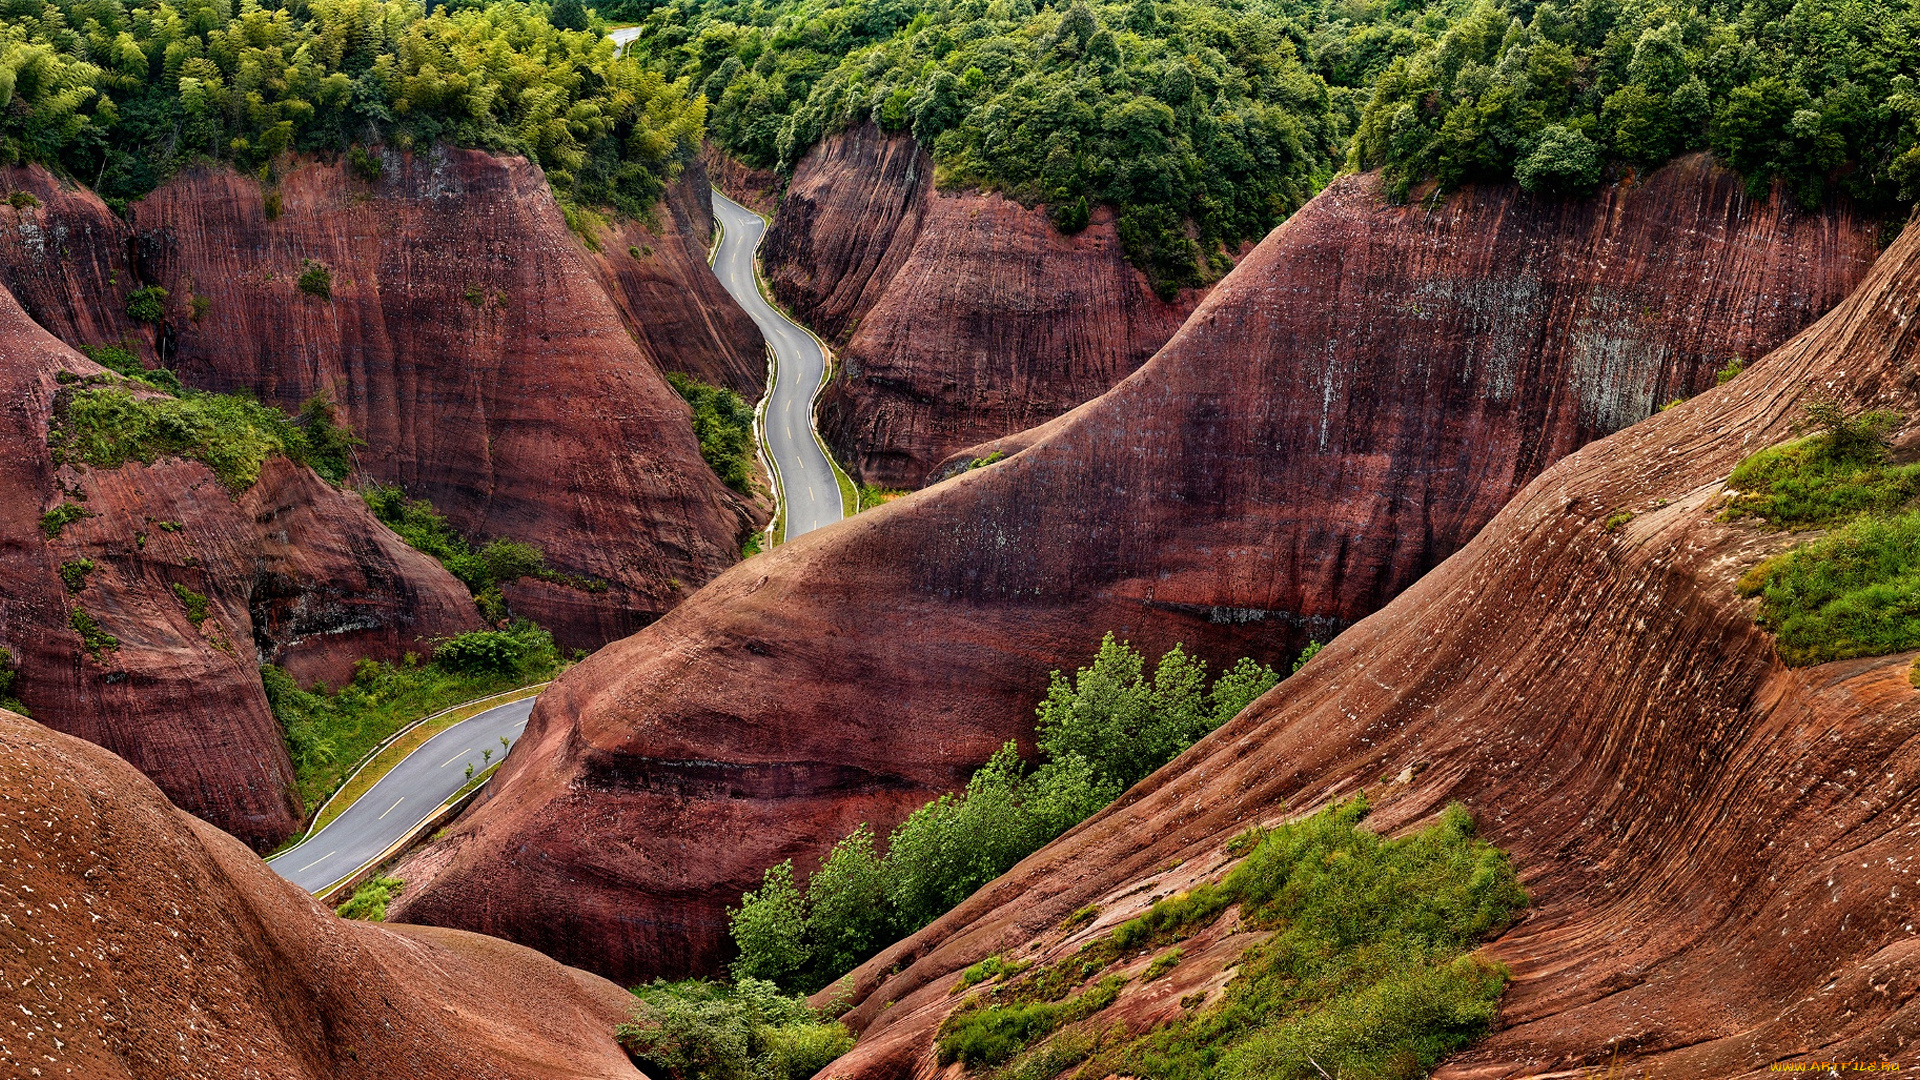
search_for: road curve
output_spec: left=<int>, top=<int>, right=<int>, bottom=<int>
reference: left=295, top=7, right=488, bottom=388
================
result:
left=268, top=699, right=532, bottom=894
left=709, top=189, right=847, bottom=538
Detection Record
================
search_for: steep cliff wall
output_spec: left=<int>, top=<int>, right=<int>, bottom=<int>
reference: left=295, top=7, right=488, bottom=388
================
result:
left=0, top=708, right=643, bottom=1080
left=390, top=156, right=1880, bottom=983
left=0, top=166, right=147, bottom=360
left=0, top=286, right=481, bottom=848
left=585, top=154, right=767, bottom=399
left=765, top=123, right=1201, bottom=489
left=128, top=148, right=758, bottom=650
left=812, top=209, right=1920, bottom=1080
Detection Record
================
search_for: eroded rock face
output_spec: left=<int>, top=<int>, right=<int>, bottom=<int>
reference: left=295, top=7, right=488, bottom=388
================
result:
left=0, top=286, right=481, bottom=848
left=128, top=148, right=759, bottom=651
left=584, top=155, right=767, bottom=399
left=765, top=123, right=1201, bottom=489
left=812, top=208, right=1920, bottom=1080
left=391, top=156, right=1879, bottom=984
left=0, top=708, right=643, bottom=1080
left=0, top=166, right=148, bottom=361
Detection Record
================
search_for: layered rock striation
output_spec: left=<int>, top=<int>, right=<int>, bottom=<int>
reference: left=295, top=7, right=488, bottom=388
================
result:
left=0, top=707, right=643, bottom=1080
left=126, top=148, right=760, bottom=650
left=0, top=286, right=480, bottom=848
left=815, top=205, right=1920, bottom=1080
left=765, top=123, right=1201, bottom=489
left=392, top=155, right=1880, bottom=983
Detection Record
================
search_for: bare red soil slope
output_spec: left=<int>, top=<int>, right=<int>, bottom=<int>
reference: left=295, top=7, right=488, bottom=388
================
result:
left=0, top=708, right=642, bottom=1080
left=122, top=148, right=757, bottom=650
left=814, top=208, right=1920, bottom=1080
left=765, top=123, right=1202, bottom=489
left=391, top=158, right=1878, bottom=985
left=0, top=286, right=480, bottom=848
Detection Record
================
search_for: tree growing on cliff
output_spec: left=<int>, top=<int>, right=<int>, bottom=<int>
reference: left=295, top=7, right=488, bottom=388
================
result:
left=728, top=636, right=1289, bottom=993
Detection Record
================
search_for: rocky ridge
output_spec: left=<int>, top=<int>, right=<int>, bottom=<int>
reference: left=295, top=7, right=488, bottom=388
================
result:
left=391, top=154, right=1880, bottom=983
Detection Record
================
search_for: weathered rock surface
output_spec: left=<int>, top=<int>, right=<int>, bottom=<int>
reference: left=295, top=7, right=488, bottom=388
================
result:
left=584, top=155, right=766, bottom=398
left=766, top=123, right=1201, bottom=489
left=814, top=207, right=1920, bottom=1080
left=0, top=708, right=643, bottom=1080
left=0, top=166, right=148, bottom=361
left=392, top=156, right=1879, bottom=984
left=128, top=148, right=758, bottom=651
left=703, top=143, right=780, bottom=217
left=0, top=286, right=481, bottom=848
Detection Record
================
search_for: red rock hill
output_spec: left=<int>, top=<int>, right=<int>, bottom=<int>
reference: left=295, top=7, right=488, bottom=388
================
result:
left=814, top=206, right=1920, bottom=1080
left=0, top=286, right=481, bottom=848
left=764, top=123, right=1201, bottom=489
left=0, top=708, right=643, bottom=1080
left=391, top=157, right=1879, bottom=983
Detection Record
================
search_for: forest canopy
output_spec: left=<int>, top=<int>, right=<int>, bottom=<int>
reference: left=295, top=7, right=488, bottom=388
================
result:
left=621, top=0, right=1472, bottom=295
left=1353, top=0, right=1920, bottom=208
left=0, top=0, right=705, bottom=216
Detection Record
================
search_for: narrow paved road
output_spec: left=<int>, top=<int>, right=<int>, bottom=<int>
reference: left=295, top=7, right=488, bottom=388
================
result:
left=710, top=189, right=846, bottom=537
left=268, top=698, right=532, bottom=894
left=609, top=25, right=640, bottom=54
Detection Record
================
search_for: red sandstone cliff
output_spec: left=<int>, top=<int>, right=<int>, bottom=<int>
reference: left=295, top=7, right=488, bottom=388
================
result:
left=0, top=707, right=643, bottom=1080
left=585, top=155, right=767, bottom=398
left=810, top=206, right=1920, bottom=1080
left=122, top=148, right=758, bottom=651
left=0, top=286, right=481, bottom=848
left=390, top=156, right=1879, bottom=983
left=764, top=124, right=1201, bottom=489
left=0, top=166, right=149, bottom=361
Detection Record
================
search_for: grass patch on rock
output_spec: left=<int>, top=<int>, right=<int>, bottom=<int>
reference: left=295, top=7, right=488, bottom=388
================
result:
left=615, top=978, right=853, bottom=1080
left=938, top=797, right=1527, bottom=1080
left=336, top=876, right=403, bottom=921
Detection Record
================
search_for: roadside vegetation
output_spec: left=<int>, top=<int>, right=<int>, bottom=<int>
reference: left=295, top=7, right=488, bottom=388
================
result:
left=1351, top=0, right=1920, bottom=210
left=48, top=369, right=359, bottom=489
left=262, top=623, right=561, bottom=814
left=0, top=649, right=28, bottom=716
left=667, top=372, right=758, bottom=494
left=336, top=876, right=404, bottom=921
left=1729, top=401, right=1920, bottom=667
left=615, top=978, right=854, bottom=1080
left=935, top=796, right=1527, bottom=1078
left=2, top=0, right=703, bottom=222
left=728, top=634, right=1288, bottom=994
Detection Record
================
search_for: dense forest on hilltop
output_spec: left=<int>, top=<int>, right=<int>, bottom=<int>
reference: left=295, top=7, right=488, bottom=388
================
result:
left=0, top=0, right=703, bottom=215
left=624, top=0, right=1920, bottom=288
left=1352, top=0, right=1920, bottom=208
left=623, top=0, right=1472, bottom=294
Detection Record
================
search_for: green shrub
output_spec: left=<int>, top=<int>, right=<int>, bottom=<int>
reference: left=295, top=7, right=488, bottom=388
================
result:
left=1717, top=358, right=1746, bottom=385
left=1739, top=511, right=1920, bottom=666
left=959, top=799, right=1526, bottom=1080
left=76, top=343, right=182, bottom=393
left=730, top=636, right=1296, bottom=993
left=615, top=978, right=854, bottom=1080
left=39, top=502, right=94, bottom=539
left=363, top=485, right=602, bottom=604
left=49, top=384, right=362, bottom=491
left=58, top=559, right=94, bottom=592
left=1142, top=947, right=1182, bottom=981
left=0, top=647, right=26, bottom=716
left=347, top=146, right=383, bottom=183
left=69, top=609, right=119, bottom=658
left=1723, top=405, right=1914, bottom=528
left=936, top=976, right=1124, bottom=1068
left=1603, top=511, right=1635, bottom=533
left=124, top=286, right=168, bottom=324
left=434, top=629, right=544, bottom=674
left=8, top=191, right=40, bottom=209
left=667, top=373, right=756, bottom=494
left=171, top=582, right=211, bottom=625
left=336, top=876, right=404, bottom=921
left=297, top=261, right=333, bottom=300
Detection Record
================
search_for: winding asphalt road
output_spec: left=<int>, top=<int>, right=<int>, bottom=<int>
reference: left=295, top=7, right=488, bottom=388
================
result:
left=709, top=189, right=847, bottom=537
left=267, top=698, right=532, bottom=894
